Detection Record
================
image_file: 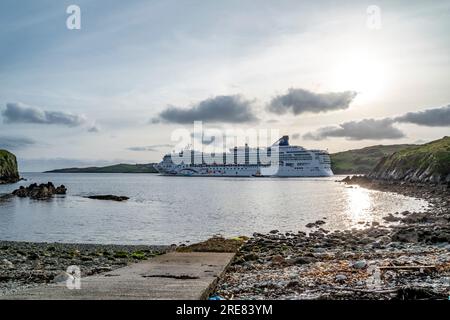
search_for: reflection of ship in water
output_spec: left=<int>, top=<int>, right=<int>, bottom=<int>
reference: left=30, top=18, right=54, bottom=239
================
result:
left=155, top=136, right=333, bottom=177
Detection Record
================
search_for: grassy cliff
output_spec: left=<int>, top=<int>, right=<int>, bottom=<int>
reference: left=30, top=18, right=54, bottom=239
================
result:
left=330, top=144, right=415, bottom=174
left=368, top=136, right=450, bottom=183
left=0, top=150, right=20, bottom=184
left=45, top=163, right=158, bottom=173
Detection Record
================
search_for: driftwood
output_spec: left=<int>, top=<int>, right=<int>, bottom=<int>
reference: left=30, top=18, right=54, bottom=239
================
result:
left=323, top=286, right=399, bottom=294
left=379, top=265, right=436, bottom=271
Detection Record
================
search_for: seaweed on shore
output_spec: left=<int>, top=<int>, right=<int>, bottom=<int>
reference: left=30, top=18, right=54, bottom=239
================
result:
left=176, top=236, right=247, bottom=253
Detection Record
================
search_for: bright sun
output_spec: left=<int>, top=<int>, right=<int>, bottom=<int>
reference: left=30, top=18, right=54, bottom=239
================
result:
left=331, top=50, right=390, bottom=102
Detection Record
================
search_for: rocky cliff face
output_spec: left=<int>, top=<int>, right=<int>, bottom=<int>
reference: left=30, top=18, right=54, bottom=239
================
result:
left=368, top=137, right=450, bottom=184
left=0, top=150, right=20, bottom=184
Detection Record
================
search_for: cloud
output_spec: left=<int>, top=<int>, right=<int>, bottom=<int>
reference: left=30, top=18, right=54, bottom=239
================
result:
left=395, top=105, right=450, bottom=127
left=303, top=118, right=405, bottom=141
left=0, top=136, right=35, bottom=150
left=153, top=95, right=258, bottom=124
left=127, top=144, right=174, bottom=152
left=2, top=102, right=86, bottom=127
left=292, top=133, right=301, bottom=139
left=268, top=88, right=357, bottom=115
left=301, top=105, right=450, bottom=141
left=88, top=125, right=100, bottom=133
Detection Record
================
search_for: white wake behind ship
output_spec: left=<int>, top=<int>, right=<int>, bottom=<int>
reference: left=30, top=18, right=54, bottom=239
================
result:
left=155, top=136, right=333, bottom=177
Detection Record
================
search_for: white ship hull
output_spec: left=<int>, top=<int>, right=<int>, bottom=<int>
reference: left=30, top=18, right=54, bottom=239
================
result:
left=155, top=136, right=333, bottom=178
left=156, top=164, right=332, bottom=177
left=160, top=170, right=333, bottom=177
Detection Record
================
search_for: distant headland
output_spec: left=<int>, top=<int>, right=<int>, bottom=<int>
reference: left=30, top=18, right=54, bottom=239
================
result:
left=45, top=163, right=158, bottom=174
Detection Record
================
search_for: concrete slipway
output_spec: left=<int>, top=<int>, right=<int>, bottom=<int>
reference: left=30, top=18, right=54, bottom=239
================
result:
left=1, top=252, right=235, bottom=300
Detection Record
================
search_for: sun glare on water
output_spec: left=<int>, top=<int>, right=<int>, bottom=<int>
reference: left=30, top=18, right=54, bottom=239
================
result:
left=345, top=186, right=373, bottom=225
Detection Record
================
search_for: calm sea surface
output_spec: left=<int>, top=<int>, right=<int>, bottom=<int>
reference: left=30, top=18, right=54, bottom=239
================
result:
left=0, top=173, right=428, bottom=245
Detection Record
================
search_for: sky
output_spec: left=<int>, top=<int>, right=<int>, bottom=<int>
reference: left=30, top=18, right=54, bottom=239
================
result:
left=0, top=0, right=449, bottom=171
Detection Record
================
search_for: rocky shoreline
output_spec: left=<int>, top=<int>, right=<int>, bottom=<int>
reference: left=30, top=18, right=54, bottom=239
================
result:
left=214, top=177, right=450, bottom=300
left=0, top=241, right=169, bottom=296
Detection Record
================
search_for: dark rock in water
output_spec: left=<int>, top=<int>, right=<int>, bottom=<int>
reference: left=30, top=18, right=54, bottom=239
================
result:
left=87, top=195, right=129, bottom=202
left=12, top=186, right=27, bottom=197
left=305, top=220, right=326, bottom=228
left=269, top=230, right=279, bottom=234
left=12, top=182, right=67, bottom=200
left=341, top=175, right=370, bottom=186
left=55, top=185, right=67, bottom=194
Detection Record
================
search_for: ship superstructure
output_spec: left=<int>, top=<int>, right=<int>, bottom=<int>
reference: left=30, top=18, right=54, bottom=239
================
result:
left=155, top=136, right=333, bottom=177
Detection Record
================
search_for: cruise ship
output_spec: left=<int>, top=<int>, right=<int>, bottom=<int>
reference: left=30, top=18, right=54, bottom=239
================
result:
left=155, top=136, right=333, bottom=177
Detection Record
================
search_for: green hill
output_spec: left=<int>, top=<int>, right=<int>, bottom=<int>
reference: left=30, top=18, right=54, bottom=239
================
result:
left=46, top=163, right=158, bottom=174
left=0, top=150, right=20, bottom=184
left=331, top=144, right=415, bottom=174
left=368, top=136, right=450, bottom=183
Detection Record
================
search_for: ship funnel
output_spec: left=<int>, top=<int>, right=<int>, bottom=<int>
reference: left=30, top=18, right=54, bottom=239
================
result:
left=272, top=135, right=289, bottom=146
